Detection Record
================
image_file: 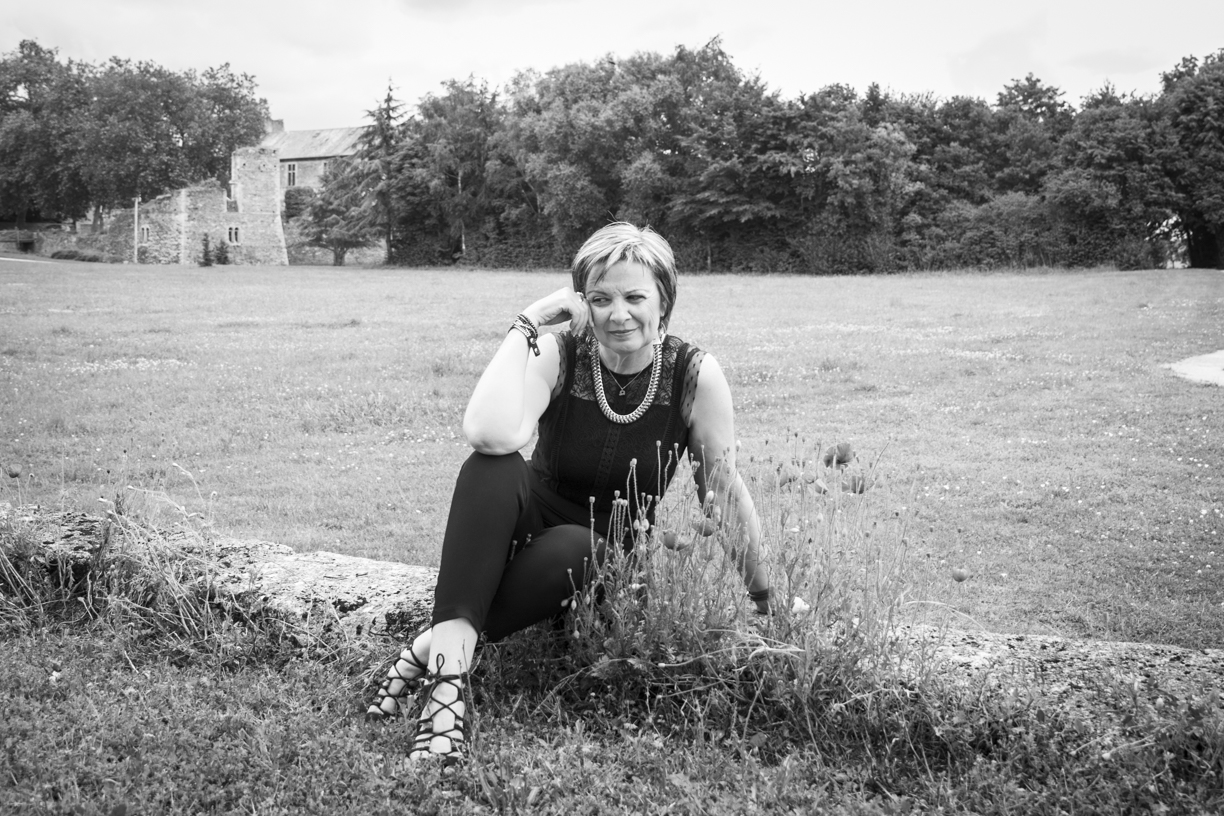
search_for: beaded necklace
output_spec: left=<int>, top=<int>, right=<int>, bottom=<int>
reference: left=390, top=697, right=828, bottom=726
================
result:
left=590, top=333, right=664, bottom=424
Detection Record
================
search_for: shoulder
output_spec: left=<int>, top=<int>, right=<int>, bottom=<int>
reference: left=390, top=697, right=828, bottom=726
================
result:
left=685, top=350, right=736, bottom=463
left=680, top=345, right=728, bottom=427
left=692, top=351, right=728, bottom=396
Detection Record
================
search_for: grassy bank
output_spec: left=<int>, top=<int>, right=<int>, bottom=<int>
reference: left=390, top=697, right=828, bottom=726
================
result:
left=1, top=259, right=1223, bottom=814
left=2, top=461, right=1221, bottom=814
left=2, top=261, right=1221, bottom=645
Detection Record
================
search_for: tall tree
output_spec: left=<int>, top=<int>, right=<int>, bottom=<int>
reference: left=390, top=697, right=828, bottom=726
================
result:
left=357, top=85, right=403, bottom=264
left=992, top=74, right=1072, bottom=194
left=666, top=41, right=798, bottom=257
left=75, top=58, right=198, bottom=209
left=181, top=64, right=270, bottom=184
left=1159, top=50, right=1224, bottom=268
left=407, top=78, right=502, bottom=258
left=0, top=41, right=91, bottom=223
left=302, top=158, right=381, bottom=265
left=1, top=41, right=267, bottom=224
left=1051, top=86, right=1177, bottom=267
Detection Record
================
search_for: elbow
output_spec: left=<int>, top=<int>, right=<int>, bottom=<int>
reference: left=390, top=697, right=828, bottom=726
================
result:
left=463, top=417, right=522, bottom=456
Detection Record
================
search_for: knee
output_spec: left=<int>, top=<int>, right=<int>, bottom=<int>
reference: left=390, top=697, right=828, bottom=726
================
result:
left=457, top=450, right=528, bottom=485
left=558, top=530, right=609, bottom=581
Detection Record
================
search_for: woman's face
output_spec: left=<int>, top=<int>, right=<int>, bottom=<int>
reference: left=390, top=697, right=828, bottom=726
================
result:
left=585, top=260, right=663, bottom=358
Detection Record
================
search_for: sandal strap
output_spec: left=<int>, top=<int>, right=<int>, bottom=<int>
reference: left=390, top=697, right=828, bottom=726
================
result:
left=367, top=634, right=432, bottom=720
left=389, top=643, right=429, bottom=681
left=411, top=671, right=468, bottom=763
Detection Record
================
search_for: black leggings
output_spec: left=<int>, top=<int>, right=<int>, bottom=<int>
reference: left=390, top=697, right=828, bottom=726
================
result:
left=431, top=452, right=608, bottom=642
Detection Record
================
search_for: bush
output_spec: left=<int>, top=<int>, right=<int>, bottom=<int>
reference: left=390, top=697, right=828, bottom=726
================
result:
left=49, top=249, right=103, bottom=263
left=200, top=234, right=213, bottom=267
left=284, top=187, right=316, bottom=220
left=477, top=448, right=919, bottom=759
left=215, top=240, right=230, bottom=265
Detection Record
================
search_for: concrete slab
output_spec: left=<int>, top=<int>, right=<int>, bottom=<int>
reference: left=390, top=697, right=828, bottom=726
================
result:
left=1167, top=349, right=1224, bottom=386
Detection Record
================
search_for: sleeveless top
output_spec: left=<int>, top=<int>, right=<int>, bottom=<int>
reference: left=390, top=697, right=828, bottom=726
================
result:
left=531, top=331, right=705, bottom=537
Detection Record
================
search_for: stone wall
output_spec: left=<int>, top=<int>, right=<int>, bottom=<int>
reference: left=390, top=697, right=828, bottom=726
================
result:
left=133, top=190, right=183, bottom=264
left=33, top=147, right=289, bottom=266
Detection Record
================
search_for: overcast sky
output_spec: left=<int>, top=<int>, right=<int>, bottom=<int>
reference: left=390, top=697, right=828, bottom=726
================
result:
left=3, top=0, right=1222, bottom=130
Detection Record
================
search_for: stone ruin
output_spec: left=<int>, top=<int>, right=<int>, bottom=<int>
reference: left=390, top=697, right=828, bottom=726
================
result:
left=38, top=147, right=289, bottom=266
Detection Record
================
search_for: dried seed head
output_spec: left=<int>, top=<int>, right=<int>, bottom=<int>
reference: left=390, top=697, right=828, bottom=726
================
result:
left=3, top=465, right=19, bottom=479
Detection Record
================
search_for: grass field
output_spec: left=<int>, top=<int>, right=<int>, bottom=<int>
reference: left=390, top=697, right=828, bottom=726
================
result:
left=2, top=258, right=1223, bottom=814
left=2, top=258, right=1221, bottom=646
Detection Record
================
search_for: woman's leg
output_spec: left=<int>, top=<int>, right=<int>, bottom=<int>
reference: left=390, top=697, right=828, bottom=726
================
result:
left=483, top=524, right=608, bottom=642
left=409, top=617, right=477, bottom=762
left=431, top=451, right=540, bottom=631
left=401, top=452, right=540, bottom=760
left=370, top=452, right=537, bottom=722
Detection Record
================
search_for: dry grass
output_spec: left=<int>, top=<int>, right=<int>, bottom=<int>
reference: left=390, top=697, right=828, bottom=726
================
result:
left=1, top=261, right=1222, bottom=647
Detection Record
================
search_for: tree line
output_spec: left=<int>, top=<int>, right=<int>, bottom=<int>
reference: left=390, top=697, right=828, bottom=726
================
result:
left=310, top=40, right=1223, bottom=271
left=0, top=40, right=268, bottom=230
left=5, top=38, right=1223, bottom=270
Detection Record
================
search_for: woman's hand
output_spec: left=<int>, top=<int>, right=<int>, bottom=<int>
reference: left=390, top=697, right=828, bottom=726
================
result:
left=522, top=288, right=590, bottom=335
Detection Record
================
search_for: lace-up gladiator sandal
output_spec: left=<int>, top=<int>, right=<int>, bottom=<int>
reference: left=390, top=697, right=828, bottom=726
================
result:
left=409, top=658, right=468, bottom=768
left=365, top=639, right=430, bottom=721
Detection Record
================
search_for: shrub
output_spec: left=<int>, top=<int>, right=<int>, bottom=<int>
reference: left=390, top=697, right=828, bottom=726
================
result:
left=477, top=446, right=923, bottom=761
left=284, top=186, right=316, bottom=220
left=49, top=249, right=104, bottom=263
left=200, top=234, right=213, bottom=267
left=215, top=240, right=230, bottom=265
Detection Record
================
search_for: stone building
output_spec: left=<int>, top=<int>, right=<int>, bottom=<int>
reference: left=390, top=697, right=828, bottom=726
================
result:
left=40, top=146, right=289, bottom=265
left=259, top=123, right=368, bottom=192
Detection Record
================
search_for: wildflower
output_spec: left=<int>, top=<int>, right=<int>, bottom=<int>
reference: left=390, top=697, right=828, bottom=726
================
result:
left=822, top=442, right=854, bottom=468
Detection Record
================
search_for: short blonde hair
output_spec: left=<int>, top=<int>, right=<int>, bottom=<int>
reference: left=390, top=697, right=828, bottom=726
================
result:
left=571, top=222, right=678, bottom=330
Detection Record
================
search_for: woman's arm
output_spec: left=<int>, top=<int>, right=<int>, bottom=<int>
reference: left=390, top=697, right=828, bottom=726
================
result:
left=685, top=354, right=771, bottom=612
left=462, top=288, right=589, bottom=455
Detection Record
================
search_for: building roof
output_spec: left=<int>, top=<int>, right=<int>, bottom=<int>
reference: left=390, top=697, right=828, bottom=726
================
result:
left=260, top=127, right=368, bottom=161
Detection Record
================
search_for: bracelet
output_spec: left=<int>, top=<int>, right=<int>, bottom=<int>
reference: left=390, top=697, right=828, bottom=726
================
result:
left=509, top=314, right=540, bottom=356
left=516, top=312, right=539, bottom=335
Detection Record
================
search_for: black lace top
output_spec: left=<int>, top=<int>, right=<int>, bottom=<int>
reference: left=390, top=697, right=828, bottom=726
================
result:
left=531, top=331, right=705, bottom=536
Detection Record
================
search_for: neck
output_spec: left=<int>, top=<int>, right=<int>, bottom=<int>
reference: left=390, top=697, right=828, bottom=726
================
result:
left=596, top=339, right=657, bottom=375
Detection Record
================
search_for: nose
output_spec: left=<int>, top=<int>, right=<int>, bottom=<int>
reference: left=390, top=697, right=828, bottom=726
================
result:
left=609, top=298, right=631, bottom=323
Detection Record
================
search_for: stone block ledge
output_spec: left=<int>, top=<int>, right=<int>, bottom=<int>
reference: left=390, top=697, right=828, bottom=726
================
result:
left=207, top=535, right=436, bottom=638
left=3, top=504, right=1221, bottom=723
left=0, top=504, right=436, bottom=642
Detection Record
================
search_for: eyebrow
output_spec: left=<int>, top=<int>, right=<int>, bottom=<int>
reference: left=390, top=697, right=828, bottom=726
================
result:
left=587, top=284, right=651, bottom=295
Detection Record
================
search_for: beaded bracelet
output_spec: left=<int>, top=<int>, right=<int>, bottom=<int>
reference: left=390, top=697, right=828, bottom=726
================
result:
left=509, top=313, right=540, bottom=356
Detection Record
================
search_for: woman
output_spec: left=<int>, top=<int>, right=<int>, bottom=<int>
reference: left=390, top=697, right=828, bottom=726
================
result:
left=366, top=222, right=772, bottom=765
